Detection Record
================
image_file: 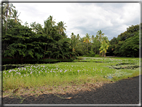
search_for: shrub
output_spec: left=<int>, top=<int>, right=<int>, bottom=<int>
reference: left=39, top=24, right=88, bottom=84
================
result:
left=89, top=50, right=95, bottom=57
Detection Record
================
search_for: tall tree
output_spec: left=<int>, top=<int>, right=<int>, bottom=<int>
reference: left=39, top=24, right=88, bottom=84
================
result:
left=57, top=21, right=67, bottom=35
left=96, top=30, right=104, bottom=43
left=77, top=34, right=80, bottom=40
left=99, top=36, right=109, bottom=57
left=71, top=32, right=77, bottom=52
left=96, top=30, right=104, bottom=55
left=83, top=33, right=91, bottom=53
left=12, top=10, right=22, bottom=23
left=93, top=35, right=100, bottom=54
left=2, top=3, right=15, bottom=31
left=30, top=22, right=43, bottom=34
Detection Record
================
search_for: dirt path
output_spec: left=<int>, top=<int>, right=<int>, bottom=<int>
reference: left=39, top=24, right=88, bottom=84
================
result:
left=3, top=75, right=141, bottom=104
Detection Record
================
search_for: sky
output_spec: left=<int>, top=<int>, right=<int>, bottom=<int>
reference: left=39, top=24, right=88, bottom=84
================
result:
left=11, top=1, right=140, bottom=40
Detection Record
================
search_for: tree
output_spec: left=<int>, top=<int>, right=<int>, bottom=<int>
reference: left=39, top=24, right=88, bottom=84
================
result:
left=107, top=37, right=117, bottom=56
left=2, top=3, right=15, bottom=31
left=30, top=22, right=43, bottom=34
left=119, top=31, right=139, bottom=57
left=83, top=33, right=91, bottom=53
left=110, top=23, right=141, bottom=57
left=71, top=32, right=77, bottom=52
left=48, top=15, right=56, bottom=27
left=2, top=12, right=77, bottom=64
left=99, top=36, right=109, bottom=57
left=2, top=19, right=36, bottom=62
left=43, top=16, right=55, bottom=35
left=24, top=21, right=29, bottom=27
left=93, top=35, right=100, bottom=54
left=57, top=21, right=67, bottom=35
left=11, top=10, right=22, bottom=23
left=77, top=34, right=80, bottom=40
left=96, top=30, right=105, bottom=55
left=96, top=30, right=104, bottom=42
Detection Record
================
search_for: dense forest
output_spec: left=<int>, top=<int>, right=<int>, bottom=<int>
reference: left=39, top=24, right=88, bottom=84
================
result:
left=1, top=3, right=140, bottom=64
left=107, top=23, right=141, bottom=57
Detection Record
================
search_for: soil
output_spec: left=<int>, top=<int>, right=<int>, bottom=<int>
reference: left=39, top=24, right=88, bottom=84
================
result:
left=2, top=75, right=141, bottom=104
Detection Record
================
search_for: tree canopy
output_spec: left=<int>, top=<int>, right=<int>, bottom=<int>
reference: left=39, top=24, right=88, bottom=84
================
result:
left=108, top=24, right=140, bottom=57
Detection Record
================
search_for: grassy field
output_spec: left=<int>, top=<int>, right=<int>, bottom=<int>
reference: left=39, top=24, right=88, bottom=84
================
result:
left=3, top=57, right=140, bottom=92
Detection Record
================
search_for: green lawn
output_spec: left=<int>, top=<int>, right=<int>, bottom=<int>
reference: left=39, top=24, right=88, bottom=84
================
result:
left=3, top=57, right=140, bottom=91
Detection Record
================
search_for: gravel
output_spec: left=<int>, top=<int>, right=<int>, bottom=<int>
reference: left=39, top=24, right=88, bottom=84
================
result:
left=3, top=75, right=141, bottom=104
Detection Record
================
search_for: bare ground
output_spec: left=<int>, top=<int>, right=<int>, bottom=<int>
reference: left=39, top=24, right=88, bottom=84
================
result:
left=2, top=75, right=141, bottom=104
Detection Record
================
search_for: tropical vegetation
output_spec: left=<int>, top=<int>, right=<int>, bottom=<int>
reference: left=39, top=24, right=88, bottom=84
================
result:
left=1, top=3, right=140, bottom=101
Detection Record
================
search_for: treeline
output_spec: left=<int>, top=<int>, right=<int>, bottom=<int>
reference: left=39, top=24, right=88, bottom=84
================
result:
left=2, top=3, right=110, bottom=64
left=1, top=3, right=140, bottom=65
left=107, top=24, right=141, bottom=57
left=69, top=31, right=109, bottom=57
left=2, top=3, right=76, bottom=64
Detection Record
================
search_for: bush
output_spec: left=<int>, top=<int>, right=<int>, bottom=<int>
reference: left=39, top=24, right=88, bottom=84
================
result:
left=89, top=50, right=95, bottom=57
left=95, top=54, right=100, bottom=57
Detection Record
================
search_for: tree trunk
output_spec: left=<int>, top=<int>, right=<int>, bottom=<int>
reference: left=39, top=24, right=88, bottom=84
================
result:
left=104, top=52, right=106, bottom=57
left=44, top=46, right=46, bottom=58
left=87, top=43, right=88, bottom=53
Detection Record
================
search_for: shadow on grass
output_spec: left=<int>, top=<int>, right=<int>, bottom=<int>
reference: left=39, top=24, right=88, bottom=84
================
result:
left=3, top=75, right=140, bottom=104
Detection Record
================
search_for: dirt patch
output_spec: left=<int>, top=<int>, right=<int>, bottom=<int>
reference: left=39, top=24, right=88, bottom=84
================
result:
left=3, top=76, right=140, bottom=104
left=3, top=81, right=108, bottom=98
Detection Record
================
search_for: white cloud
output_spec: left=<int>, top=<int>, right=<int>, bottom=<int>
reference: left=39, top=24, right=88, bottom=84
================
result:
left=121, top=3, right=140, bottom=23
left=13, top=2, right=140, bottom=40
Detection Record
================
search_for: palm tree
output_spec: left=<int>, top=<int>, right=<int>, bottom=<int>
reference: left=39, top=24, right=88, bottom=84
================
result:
left=96, top=30, right=104, bottom=42
left=12, top=10, right=22, bottom=23
left=77, top=34, right=80, bottom=40
left=30, top=22, right=43, bottom=34
left=93, top=35, right=100, bottom=54
left=48, top=15, right=56, bottom=27
left=83, top=33, right=91, bottom=53
left=2, top=3, right=15, bottom=31
left=99, top=36, right=109, bottom=57
left=43, top=16, right=56, bottom=35
left=44, top=20, right=50, bottom=34
left=57, top=21, right=67, bottom=35
left=91, top=35, right=94, bottom=42
left=71, top=32, right=77, bottom=52
left=96, top=30, right=104, bottom=55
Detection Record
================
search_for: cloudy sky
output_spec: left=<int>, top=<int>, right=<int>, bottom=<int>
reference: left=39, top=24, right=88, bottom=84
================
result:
left=12, top=1, right=140, bottom=40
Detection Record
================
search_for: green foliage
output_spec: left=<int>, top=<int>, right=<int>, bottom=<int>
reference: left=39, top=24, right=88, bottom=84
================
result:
left=99, top=36, right=109, bottom=57
left=108, top=23, right=141, bottom=57
left=119, top=32, right=139, bottom=57
left=2, top=9, right=76, bottom=64
left=2, top=3, right=140, bottom=63
left=93, top=36, right=100, bottom=54
left=89, top=50, right=95, bottom=57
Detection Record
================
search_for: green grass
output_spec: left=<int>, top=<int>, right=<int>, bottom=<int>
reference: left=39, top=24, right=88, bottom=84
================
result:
left=94, top=54, right=100, bottom=57
left=3, top=57, right=140, bottom=91
left=82, top=54, right=100, bottom=57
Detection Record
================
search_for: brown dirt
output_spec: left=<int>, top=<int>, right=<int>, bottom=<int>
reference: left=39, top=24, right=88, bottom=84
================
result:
left=2, top=75, right=141, bottom=104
